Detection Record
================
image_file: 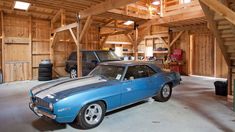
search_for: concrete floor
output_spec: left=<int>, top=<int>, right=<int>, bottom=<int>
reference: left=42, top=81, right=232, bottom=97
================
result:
left=0, top=76, right=235, bottom=132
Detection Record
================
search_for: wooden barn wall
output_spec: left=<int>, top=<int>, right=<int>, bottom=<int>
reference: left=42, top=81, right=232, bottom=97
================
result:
left=2, top=14, right=31, bottom=82
left=171, top=27, right=228, bottom=78
left=1, top=13, right=99, bottom=82
left=32, top=19, right=50, bottom=79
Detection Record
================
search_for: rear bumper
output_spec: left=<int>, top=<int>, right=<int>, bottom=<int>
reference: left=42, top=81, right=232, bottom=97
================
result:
left=29, top=102, right=56, bottom=120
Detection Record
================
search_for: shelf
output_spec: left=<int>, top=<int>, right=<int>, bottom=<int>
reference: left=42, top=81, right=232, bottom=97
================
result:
left=153, top=51, right=168, bottom=54
left=123, top=51, right=133, bottom=54
left=32, top=53, right=50, bottom=55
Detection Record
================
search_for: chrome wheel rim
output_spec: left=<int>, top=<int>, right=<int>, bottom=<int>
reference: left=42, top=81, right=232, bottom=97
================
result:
left=70, top=69, right=77, bottom=79
left=162, top=85, right=170, bottom=98
left=84, top=104, right=102, bottom=125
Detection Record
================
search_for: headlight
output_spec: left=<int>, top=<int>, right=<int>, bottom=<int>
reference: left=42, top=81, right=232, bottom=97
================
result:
left=49, top=103, right=53, bottom=111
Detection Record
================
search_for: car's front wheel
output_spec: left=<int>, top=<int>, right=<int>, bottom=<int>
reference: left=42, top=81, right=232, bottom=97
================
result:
left=70, top=68, right=77, bottom=79
left=153, top=84, right=172, bottom=102
left=76, top=101, right=106, bottom=129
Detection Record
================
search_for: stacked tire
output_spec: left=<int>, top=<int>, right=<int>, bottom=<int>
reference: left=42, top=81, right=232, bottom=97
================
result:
left=38, top=63, right=53, bottom=81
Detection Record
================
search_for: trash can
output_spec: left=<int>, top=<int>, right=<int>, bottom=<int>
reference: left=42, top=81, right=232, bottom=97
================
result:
left=214, top=81, right=227, bottom=96
left=38, top=59, right=53, bottom=81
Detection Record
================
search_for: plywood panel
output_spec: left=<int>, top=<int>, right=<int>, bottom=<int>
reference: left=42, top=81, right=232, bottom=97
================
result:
left=5, top=62, right=30, bottom=82
left=4, top=15, right=29, bottom=37
left=5, top=44, right=30, bottom=62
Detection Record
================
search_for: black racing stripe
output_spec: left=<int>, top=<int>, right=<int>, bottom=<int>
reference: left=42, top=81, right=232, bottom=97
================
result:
left=34, top=76, right=92, bottom=96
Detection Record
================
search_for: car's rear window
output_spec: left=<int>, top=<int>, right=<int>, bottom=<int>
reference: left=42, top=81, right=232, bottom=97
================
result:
left=96, top=51, right=120, bottom=62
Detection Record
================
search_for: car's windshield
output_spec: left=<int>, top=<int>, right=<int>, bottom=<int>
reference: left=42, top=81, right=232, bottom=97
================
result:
left=89, top=65, right=125, bottom=80
left=96, top=51, right=120, bottom=62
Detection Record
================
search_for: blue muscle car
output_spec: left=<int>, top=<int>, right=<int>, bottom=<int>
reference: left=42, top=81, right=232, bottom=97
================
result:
left=29, top=61, right=181, bottom=129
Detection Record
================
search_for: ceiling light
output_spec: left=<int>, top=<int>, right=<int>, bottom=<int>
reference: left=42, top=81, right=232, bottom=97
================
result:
left=152, top=1, right=160, bottom=5
left=124, top=20, right=134, bottom=25
left=14, top=1, right=30, bottom=11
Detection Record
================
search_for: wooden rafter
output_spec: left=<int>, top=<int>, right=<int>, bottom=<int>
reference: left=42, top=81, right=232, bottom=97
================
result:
left=170, top=31, right=184, bottom=47
left=200, top=0, right=235, bottom=25
left=79, top=16, right=92, bottom=41
left=158, top=37, right=169, bottom=47
left=69, top=29, right=77, bottom=46
left=199, top=1, right=230, bottom=66
left=80, top=0, right=140, bottom=18
left=100, top=30, right=132, bottom=37
left=53, top=22, right=78, bottom=33
left=51, top=9, right=63, bottom=23
left=125, top=34, right=134, bottom=43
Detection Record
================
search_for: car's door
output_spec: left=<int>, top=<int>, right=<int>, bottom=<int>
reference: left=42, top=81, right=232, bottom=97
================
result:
left=121, top=65, right=153, bottom=105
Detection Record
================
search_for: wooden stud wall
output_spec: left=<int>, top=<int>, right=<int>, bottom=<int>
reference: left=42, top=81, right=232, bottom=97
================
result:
left=171, top=25, right=228, bottom=78
left=32, top=19, right=50, bottom=79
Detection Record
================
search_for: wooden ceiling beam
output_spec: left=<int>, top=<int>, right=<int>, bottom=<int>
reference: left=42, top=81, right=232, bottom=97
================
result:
left=139, top=10, right=205, bottom=28
left=200, top=0, right=235, bottom=25
left=80, top=0, right=140, bottom=18
left=51, top=9, right=63, bottom=23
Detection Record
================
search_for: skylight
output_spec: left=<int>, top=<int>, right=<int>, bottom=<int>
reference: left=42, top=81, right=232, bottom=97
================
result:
left=14, top=1, right=30, bottom=11
left=124, top=20, right=134, bottom=25
left=152, top=0, right=160, bottom=6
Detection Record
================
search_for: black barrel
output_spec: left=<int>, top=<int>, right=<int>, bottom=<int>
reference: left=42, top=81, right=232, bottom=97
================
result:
left=38, top=60, right=53, bottom=81
left=214, top=81, right=227, bottom=96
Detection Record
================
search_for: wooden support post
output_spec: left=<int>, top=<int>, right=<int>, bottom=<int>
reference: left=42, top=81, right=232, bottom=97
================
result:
left=61, top=9, right=66, bottom=26
left=134, top=25, right=138, bottom=60
left=77, top=14, right=82, bottom=77
left=1, top=11, right=4, bottom=82
left=29, top=16, right=32, bottom=80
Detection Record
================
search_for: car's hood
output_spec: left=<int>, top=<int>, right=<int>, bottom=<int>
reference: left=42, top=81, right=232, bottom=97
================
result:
left=31, top=76, right=108, bottom=100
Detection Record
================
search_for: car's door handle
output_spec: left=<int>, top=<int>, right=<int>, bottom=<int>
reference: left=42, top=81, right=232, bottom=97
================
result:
left=126, top=87, right=132, bottom=92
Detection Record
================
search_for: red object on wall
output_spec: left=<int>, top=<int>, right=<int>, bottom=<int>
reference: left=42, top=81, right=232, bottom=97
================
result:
left=171, top=49, right=183, bottom=61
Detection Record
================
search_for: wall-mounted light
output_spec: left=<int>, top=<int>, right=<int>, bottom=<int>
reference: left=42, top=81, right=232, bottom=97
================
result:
left=14, top=1, right=31, bottom=11
left=152, top=0, right=160, bottom=6
left=124, top=20, right=134, bottom=26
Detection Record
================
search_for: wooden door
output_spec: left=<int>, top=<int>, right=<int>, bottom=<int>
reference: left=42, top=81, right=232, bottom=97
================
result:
left=192, top=33, right=214, bottom=77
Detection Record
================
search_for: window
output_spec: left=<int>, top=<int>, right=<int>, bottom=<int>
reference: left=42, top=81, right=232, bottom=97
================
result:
left=82, top=52, right=97, bottom=62
left=181, top=0, right=191, bottom=4
left=96, top=51, right=120, bottom=62
left=89, top=65, right=125, bottom=80
left=69, top=52, right=77, bottom=60
left=124, top=65, right=156, bottom=80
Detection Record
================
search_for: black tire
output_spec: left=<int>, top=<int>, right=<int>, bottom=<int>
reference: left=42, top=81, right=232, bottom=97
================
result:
left=70, top=68, right=77, bottom=79
left=39, top=67, right=52, bottom=73
left=38, top=76, right=52, bottom=81
left=76, top=101, right=106, bottom=129
left=38, top=72, right=52, bottom=77
left=39, top=64, right=53, bottom=68
left=153, top=84, right=172, bottom=102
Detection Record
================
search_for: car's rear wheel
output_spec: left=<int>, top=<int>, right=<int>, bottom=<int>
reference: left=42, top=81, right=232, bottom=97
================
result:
left=70, top=68, right=77, bottom=79
left=153, top=84, right=172, bottom=102
left=76, top=101, right=106, bottom=129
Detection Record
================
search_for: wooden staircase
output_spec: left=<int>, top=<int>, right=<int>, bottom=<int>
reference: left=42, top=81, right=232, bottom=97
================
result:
left=199, top=0, right=235, bottom=101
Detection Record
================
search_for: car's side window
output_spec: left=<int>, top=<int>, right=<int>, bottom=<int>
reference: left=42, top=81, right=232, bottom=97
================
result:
left=82, top=52, right=97, bottom=62
left=144, top=66, right=156, bottom=77
left=124, top=65, right=151, bottom=80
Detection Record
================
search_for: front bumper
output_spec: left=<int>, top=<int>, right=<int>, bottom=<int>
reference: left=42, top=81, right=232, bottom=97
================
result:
left=29, top=102, right=56, bottom=119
